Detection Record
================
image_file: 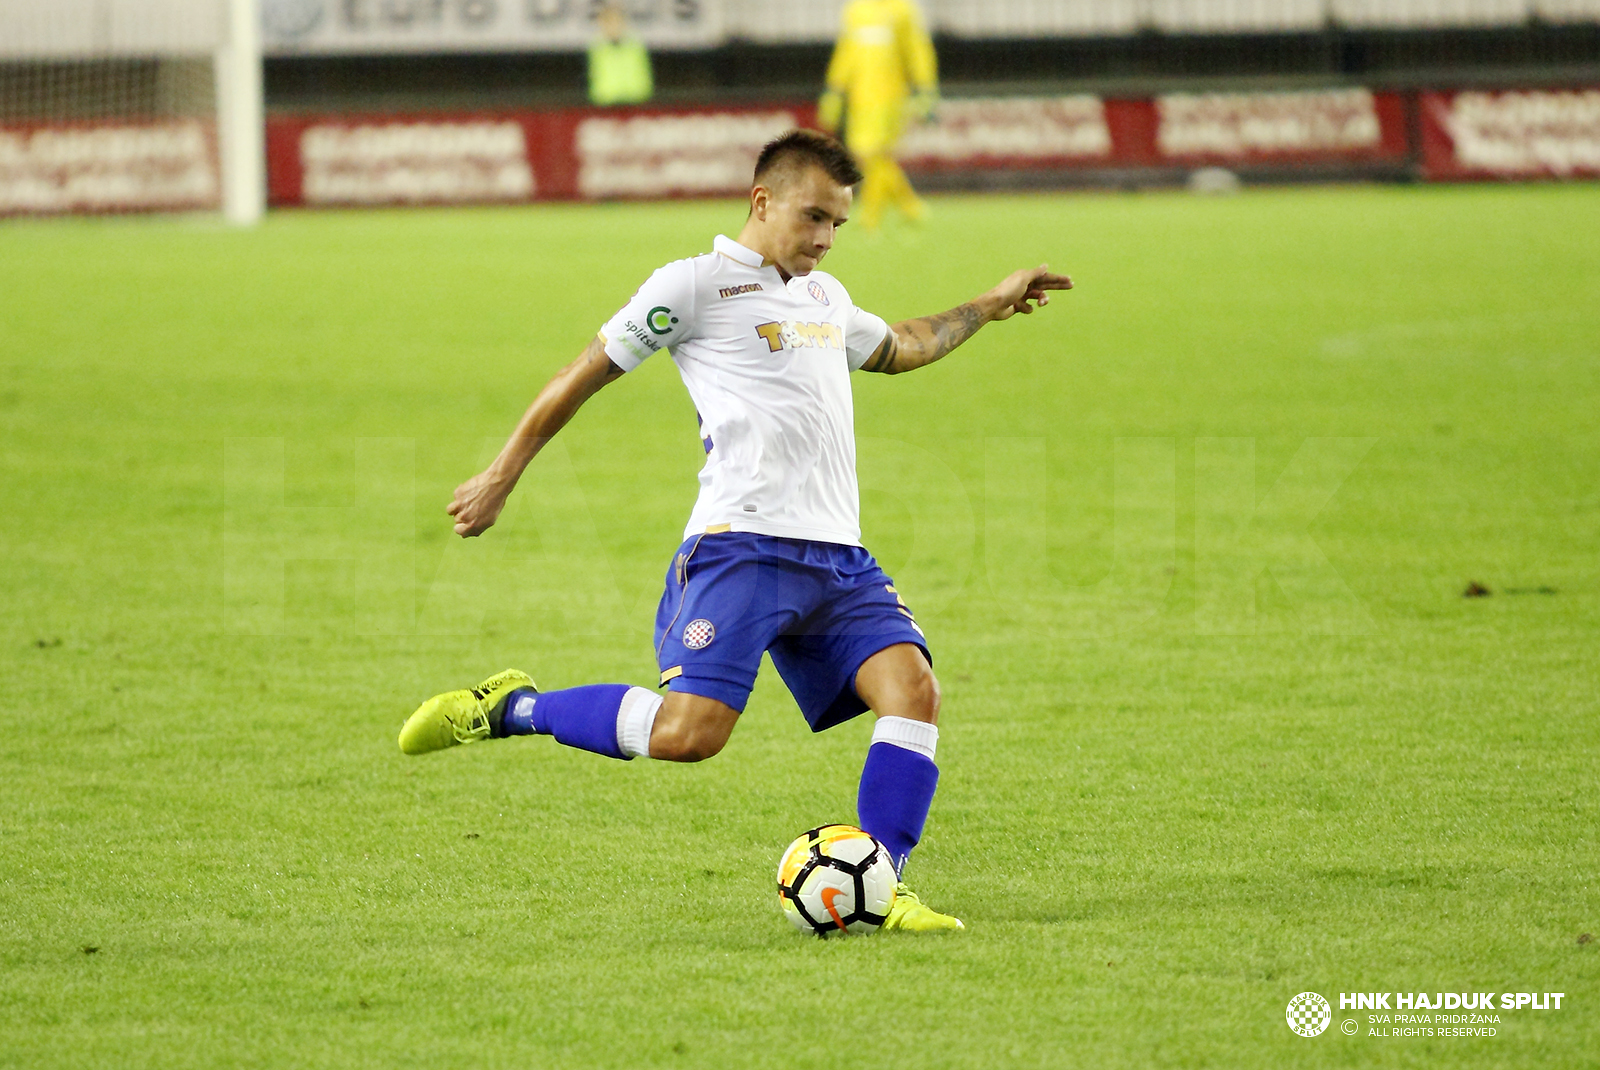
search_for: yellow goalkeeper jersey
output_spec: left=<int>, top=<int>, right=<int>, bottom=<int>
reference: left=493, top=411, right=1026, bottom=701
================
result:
left=824, top=0, right=937, bottom=105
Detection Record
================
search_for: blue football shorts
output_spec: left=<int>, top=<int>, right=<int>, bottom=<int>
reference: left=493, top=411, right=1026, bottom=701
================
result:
left=653, top=530, right=931, bottom=731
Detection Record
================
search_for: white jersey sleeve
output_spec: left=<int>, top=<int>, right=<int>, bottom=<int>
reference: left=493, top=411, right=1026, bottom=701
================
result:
left=843, top=294, right=890, bottom=372
left=600, top=259, right=697, bottom=372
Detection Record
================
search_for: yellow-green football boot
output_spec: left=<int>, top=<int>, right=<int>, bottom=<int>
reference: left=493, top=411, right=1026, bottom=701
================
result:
left=882, top=883, right=965, bottom=933
left=399, top=670, right=535, bottom=756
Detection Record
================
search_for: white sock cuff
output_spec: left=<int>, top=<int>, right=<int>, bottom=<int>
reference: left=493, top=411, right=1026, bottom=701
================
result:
left=870, top=716, right=938, bottom=761
left=616, top=686, right=664, bottom=759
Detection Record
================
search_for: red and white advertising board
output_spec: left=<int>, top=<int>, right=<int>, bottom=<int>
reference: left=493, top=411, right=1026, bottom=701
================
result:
left=10, top=86, right=1600, bottom=216
left=260, top=92, right=1412, bottom=209
left=266, top=113, right=541, bottom=206
left=0, top=120, right=219, bottom=215
left=1153, top=88, right=1408, bottom=165
left=297, top=119, right=534, bottom=204
left=569, top=107, right=805, bottom=199
left=1421, top=89, right=1600, bottom=179
left=244, top=87, right=1596, bottom=211
left=898, top=96, right=1114, bottom=172
left=265, top=104, right=814, bottom=206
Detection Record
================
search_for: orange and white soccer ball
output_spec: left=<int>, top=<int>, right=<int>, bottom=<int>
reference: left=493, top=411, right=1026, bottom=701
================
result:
left=776, top=824, right=897, bottom=936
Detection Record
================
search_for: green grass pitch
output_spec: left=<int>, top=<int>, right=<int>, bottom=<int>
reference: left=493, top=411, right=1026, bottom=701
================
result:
left=2, top=183, right=1598, bottom=1068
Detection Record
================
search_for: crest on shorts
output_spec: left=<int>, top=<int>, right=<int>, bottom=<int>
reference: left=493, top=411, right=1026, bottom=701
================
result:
left=807, top=280, right=829, bottom=305
left=682, top=618, right=716, bottom=649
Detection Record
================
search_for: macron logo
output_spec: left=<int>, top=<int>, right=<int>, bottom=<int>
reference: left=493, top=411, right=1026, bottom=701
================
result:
left=718, top=283, right=763, bottom=298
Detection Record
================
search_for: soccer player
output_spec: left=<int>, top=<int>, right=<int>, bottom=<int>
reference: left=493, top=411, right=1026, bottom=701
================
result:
left=817, top=0, right=938, bottom=230
left=586, top=3, right=652, bottom=107
left=400, top=129, right=1070, bottom=933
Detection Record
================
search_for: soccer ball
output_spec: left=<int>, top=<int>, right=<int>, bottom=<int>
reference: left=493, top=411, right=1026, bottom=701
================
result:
left=776, top=824, right=897, bottom=936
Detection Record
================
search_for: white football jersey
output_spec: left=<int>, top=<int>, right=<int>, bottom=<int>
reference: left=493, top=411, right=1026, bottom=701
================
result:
left=601, top=235, right=890, bottom=546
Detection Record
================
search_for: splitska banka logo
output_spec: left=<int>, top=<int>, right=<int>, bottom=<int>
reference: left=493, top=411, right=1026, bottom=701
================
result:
left=753, top=320, right=844, bottom=353
left=647, top=306, right=678, bottom=334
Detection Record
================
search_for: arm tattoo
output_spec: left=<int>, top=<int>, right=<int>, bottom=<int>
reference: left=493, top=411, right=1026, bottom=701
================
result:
left=862, top=330, right=899, bottom=374
left=923, top=302, right=985, bottom=360
left=866, top=301, right=985, bottom=374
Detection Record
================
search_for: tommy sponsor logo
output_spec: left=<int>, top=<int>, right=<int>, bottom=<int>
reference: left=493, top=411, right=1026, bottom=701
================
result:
left=718, top=283, right=764, bottom=298
left=682, top=618, right=715, bottom=649
left=754, top=320, right=844, bottom=353
left=807, top=279, right=829, bottom=305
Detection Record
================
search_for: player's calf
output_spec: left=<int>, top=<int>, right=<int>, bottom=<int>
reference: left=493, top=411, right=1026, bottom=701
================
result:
left=854, top=642, right=940, bottom=724
left=646, top=692, right=742, bottom=762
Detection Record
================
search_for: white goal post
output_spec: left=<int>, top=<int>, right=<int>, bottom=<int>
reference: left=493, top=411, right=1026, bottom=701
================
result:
left=0, top=0, right=263, bottom=223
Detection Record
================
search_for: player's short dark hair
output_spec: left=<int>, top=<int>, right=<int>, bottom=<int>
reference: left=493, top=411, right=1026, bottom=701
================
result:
left=754, top=129, right=862, bottom=190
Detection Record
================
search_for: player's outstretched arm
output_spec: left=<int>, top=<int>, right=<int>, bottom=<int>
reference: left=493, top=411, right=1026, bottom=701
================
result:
left=860, top=264, right=1072, bottom=375
left=447, top=336, right=624, bottom=538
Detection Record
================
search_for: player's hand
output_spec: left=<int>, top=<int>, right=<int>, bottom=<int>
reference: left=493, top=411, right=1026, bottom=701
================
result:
left=987, top=264, right=1073, bottom=321
left=447, top=470, right=513, bottom=538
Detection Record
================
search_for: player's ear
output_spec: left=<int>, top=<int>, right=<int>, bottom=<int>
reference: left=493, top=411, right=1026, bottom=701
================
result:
left=750, top=184, right=769, bottom=220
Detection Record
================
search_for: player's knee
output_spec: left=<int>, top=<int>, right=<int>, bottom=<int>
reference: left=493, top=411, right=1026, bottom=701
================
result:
left=651, top=721, right=726, bottom=762
left=889, top=660, right=941, bottom=724
left=858, top=645, right=941, bottom=724
left=649, top=695, right=737, bottom=762
left=909, top=666, right=941, bottom=724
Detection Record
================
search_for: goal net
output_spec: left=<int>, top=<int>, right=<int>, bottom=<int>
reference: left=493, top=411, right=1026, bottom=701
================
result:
left=0, top=0, right=262, bottom=221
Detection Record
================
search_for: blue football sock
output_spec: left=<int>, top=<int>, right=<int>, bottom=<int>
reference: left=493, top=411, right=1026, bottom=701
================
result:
left=857, top=731, right=940, bottom=877
left=501, top=689, right=540, bottom=736
left=501, top=684, right=632, bottom=760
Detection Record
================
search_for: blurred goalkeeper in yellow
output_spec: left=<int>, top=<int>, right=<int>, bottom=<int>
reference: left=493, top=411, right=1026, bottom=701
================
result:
left=817, top=0, right=938, bottom=230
